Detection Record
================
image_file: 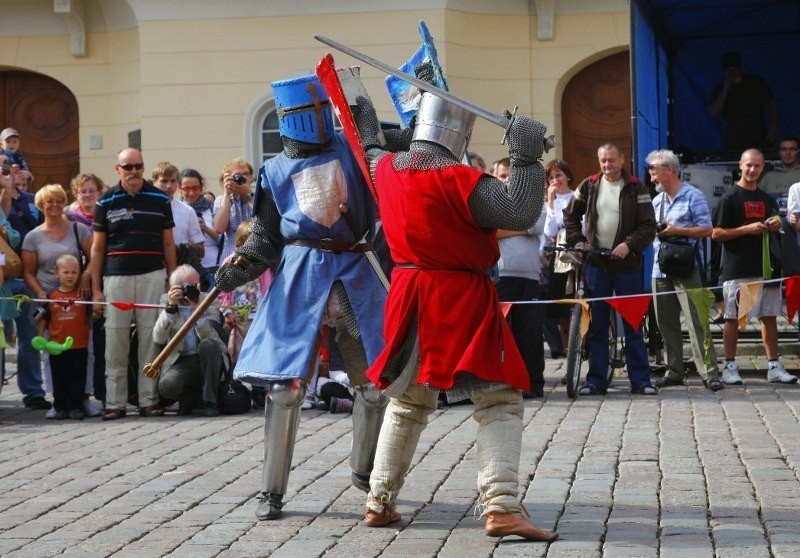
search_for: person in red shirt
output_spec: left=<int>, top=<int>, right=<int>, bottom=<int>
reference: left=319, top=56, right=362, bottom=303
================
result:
left=37, top=254, right=90, bottom=420
left=351, top=81, right=557, bottom=542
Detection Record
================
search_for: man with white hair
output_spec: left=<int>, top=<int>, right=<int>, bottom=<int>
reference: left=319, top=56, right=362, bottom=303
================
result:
left=648, top=149, right=722, bottom=391
left=153, top=264, right=228, bottom=416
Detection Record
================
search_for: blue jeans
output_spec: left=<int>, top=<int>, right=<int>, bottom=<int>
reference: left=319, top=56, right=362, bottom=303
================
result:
left=584, top=262, right=651, bottom=390
left=9, top=279, right=44, bottom=402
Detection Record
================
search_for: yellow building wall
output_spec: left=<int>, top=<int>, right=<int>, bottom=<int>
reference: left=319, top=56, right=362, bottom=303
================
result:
left=0, top=5, right=629, bottom=190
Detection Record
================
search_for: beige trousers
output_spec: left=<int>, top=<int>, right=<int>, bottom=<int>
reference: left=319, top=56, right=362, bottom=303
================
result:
left=103, top=269, right=167, bottom=409
left=367, top=360, right=524, bottom=515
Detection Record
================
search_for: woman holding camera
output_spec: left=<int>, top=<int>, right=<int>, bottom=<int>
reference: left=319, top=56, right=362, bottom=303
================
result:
left=213, top=158, right=254, bottom=262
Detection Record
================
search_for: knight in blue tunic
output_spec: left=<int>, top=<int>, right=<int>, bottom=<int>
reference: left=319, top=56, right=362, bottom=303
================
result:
left=215, top=73, right=387, bottom=521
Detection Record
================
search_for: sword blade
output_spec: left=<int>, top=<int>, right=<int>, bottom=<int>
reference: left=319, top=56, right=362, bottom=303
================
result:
left=315, top=35, right=511, bottom=130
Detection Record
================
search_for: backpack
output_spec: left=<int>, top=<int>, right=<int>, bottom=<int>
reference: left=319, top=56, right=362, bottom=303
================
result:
left=210, top=319, right=251, bottom=414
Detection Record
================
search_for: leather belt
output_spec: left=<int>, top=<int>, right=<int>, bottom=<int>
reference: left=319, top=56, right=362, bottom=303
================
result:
left=395, top=263, right=491, bottom=276
left=288, top=238, right=372, bottom=253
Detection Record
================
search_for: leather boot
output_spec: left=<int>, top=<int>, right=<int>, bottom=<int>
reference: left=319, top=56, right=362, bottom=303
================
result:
left=255, top=492, right=283, bottom=520
left=364, top=507, right=401, bottom=527
left=484, top=511, right=558, bottom=542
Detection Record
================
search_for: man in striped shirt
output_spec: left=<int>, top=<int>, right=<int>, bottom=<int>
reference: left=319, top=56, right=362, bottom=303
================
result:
left=90, top=147, right=176, bottom=420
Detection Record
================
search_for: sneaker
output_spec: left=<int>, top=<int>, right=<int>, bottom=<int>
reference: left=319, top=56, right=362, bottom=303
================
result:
left=705, top=378, right=724, bottom=391
left=45, top=407, right=57, bottom=420
left=329, top=397, right=354, bottom=414
left=722, top=362, right=743, bottom=385
left=54, top=410, right=69, bottom=420
left=301, top=397, right=315, bottom=410
left=315, top=400, right=329, bottom=411
left=83, top=398, right=102, bottom=417
left=24, top=396, right=52, bottom=410
left=69, top=409, right=85, bottom=420
left=767, top=362, right=798, bottom=384
left=202, top=402, right=220, bottom=417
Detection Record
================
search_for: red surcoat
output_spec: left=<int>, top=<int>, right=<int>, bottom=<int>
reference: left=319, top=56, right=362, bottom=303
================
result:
left=366, top=158, right=529, bottom=392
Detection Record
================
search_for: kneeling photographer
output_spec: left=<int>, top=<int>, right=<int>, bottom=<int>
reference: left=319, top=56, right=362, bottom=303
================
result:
left=153, top=264, right=230, bottom=416
left=648, top=150, right=722, bottom=391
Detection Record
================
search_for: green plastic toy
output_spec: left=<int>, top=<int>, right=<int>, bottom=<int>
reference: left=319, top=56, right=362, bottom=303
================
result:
left=31, top=336, right=74, bottom=356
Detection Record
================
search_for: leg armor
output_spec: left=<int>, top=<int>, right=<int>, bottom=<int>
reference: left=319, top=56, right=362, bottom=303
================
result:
left=255, top=379, right=306, bottom=520
left=350, top=383, right=388, bottom=491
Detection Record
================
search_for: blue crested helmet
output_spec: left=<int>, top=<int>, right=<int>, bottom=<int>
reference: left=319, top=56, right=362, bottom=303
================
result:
left=271, top=74, right=334, bottom=144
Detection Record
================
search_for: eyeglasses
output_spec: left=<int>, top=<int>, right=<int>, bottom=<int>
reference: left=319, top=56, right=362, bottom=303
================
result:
left=181, top=185, right=201, bottom=191
left=118, top=163, right=144, bottom=171
left=77, top=189, right=98, bottom=196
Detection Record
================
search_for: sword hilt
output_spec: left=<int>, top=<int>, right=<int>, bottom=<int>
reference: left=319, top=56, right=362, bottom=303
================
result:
left=500, top=106, right=518, bottom=145
left=500, top=106, right=556, bottom=154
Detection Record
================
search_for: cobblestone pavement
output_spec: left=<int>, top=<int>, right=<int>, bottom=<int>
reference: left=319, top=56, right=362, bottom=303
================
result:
left=2, top=351, right=800, bottom=558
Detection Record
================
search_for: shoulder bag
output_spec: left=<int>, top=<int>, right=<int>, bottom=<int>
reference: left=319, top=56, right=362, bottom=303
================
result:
left=656, top=196, right=698, bottom=278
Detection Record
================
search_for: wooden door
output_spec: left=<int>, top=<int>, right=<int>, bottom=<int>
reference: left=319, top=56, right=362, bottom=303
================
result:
left=562, top=52, right=631, bottom=183
left=0, top=71, right=79, bottom=193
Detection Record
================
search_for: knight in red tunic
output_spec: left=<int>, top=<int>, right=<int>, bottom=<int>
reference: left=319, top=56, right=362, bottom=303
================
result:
left=351, top=83, right=558, bottom=542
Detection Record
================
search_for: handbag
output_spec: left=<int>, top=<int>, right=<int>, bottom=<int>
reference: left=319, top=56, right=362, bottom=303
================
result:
left=218, top=365, right=252, bottom=415
left=0, top=235, right=22, bottom=279
left=656, top=196, right=697, bottom=278
left=72, top=223, right=88, bottom=272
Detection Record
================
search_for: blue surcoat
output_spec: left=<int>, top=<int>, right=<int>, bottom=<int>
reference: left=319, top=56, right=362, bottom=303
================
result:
left=233, top=133, right=386, bottom=384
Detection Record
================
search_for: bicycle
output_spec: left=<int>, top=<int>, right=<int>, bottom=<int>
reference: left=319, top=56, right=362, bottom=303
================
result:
left=545, top=245, right=620, bottom=398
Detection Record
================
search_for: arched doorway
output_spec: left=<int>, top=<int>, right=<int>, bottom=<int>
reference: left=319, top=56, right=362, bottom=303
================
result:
left=0, top=71, right=79, bottom=193
left=562, top=51, right=631, bottom=183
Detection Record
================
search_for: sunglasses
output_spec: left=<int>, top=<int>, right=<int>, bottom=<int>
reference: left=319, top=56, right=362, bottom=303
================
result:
left=118, top=163, right=144, bottom=171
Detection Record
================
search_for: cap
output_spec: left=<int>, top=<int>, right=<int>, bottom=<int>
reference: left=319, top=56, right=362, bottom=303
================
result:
left=0, top=128, right=19, bottom=142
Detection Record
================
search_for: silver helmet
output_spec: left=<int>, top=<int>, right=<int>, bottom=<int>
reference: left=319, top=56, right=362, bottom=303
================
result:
left=412, top=92, right=477, bottom=159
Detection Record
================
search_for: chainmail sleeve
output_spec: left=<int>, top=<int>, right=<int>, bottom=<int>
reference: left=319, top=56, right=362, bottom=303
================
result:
left=352, top=95, right=393, bottom=184
left=214, top=190, right=283, bottom=292
left=382, top=127, right=414, bottom=152
left=468, top=116, right=547, bottom=230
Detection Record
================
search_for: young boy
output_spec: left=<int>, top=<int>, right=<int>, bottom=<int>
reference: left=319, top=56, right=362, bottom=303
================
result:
left=0, top=128, right=29, bottom=171
left=38, top=254, right=90, bottom=419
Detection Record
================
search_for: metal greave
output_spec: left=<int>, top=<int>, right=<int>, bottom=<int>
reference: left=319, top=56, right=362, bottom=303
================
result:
left=350, top=383, right=389, bottom=490
left=261, top=380, right=306, bottom=497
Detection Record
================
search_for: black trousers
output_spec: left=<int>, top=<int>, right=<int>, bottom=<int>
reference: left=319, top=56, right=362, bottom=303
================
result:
left=495, top=276, right=545, bottom=395
left=51, top=348, right=88, bottom=413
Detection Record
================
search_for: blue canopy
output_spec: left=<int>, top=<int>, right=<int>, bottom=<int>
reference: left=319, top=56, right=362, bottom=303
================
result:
left=630, top=0, right=800, bottom=173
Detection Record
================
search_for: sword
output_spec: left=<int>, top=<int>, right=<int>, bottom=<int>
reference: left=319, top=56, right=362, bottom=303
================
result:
left=314, top=35, right=555, bottom=150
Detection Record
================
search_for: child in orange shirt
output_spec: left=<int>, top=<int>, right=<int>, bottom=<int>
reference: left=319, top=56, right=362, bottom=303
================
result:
left=38, top=254, right=91, bottom=420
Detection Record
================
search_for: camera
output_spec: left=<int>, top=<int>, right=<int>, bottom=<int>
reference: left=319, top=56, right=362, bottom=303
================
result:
left=182, top=283, right=200, bottom=303
left=232, top=173, right=247, bottom=186
left=655, top=222, right=666, bottom=234
left=32, top=305, right=49, bottom=321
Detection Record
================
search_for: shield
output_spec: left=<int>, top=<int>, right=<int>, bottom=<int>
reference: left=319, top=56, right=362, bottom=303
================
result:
left=316, top=54, right=379, bottom=202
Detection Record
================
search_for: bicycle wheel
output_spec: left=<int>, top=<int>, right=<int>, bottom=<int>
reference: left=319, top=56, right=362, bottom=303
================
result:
left=565, top=304, right=584, bottom=398
left=607, top=310, right=626, bottom=387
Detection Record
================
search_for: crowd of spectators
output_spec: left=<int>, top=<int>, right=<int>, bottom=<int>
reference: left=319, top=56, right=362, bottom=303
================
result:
left=484, top=141, right=799, bottom=396
left=1, top=127, right=798, bottom=418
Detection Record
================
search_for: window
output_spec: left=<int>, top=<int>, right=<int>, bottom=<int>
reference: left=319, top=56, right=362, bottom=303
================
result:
left=261, top=109, right=283, bottom=161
